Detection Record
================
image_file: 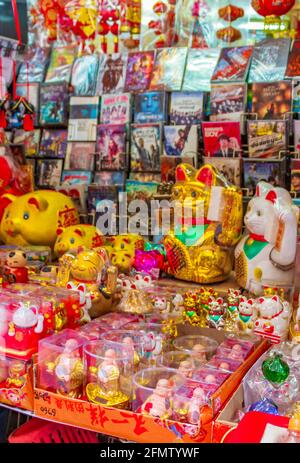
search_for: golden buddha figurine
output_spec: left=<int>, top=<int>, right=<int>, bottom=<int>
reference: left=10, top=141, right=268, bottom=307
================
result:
left=47, top=338, right=84, bottom=398
left=85, top=349, right=129, bottom=408
left=163, top=164, right=243, bottom=284
left=5, top=360, right=26, bottom=388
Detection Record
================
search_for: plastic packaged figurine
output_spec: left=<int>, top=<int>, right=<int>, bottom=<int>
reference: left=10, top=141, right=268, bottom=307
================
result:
left=133, top=368, right=185, bottom=419
left=0, top=291, right=53, bottom=360
left=84, top=340, right=132, bottom=408
left=207, top=356, right=242, bottom=373
left=173, top=384, right=208, bottom=425
left=101, top=330, right=147, bottom=371
left=158, top=351, right=198, bottom=377
left=174, top=335, right=219, bottom=364
left=235, top=181, right=299, bottom=293
left=192, top=367, right=230, bottom=387
left=163, top=164, right=243, bottom=284
left=38, top=329, right=89, bottom=398
left=2, top=250, right=28, bottom=287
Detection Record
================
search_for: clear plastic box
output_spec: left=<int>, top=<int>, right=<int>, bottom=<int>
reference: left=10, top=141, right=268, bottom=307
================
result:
left=0, top=290, right=53, bottom=360
left=37, top=329, right=89, bottom=398
left=100, top=330, right=149, bottom=371
left=133, top=367, right=186, bottom=419
left=174, top=335, right=219, bottom=363
left=158, top=351, right=197, bottom=378
left=83, top=339, right=133, bottom=409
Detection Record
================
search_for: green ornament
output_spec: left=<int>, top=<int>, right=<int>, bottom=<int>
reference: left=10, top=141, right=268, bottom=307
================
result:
left=187, top=311, right=195, bottom=318
left=262, top=353, right=290, bottom=386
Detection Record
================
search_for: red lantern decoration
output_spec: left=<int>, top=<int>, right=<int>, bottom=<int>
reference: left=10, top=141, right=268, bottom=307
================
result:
left=251, top=0, right=295, bottom=17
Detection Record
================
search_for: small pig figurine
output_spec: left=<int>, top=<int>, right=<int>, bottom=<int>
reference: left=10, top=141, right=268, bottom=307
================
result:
left=54, top=225, right=104, bottom=257
left=106, top=234, right=144, bottom=274
left=254, top=295, right=292, bottom=343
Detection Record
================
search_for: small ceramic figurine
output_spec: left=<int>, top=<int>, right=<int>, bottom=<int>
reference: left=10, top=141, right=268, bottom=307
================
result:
left=143, top=331, right=163, bottom=365
left=153, top=296, right=169, bottom=315
left=178, top=360, right=194, bottom=379
left=254, top=295, right=292, bottom=343
left=5, top=360, right=26, bottom=388
left=187, top=387, right=207, bottom=425
left=191, top=344, right=207, bottom=364
left=290, top=295, right=300, bottom=342
left=141, top=378, right=173, bottom=419
left=54, top=224, right=104, bottom=257
left=224, top=289, right=240, bottom=332
left=117, top=285, right=153, bottom=314
left=85, top=349, right=129, bottom=408
left=172, top=293, right=184, bottom=313
left=2, top=250, right=28, bottom=287
left=106, top=234, right=145, bottom=274
left=57, top=248, right=118, bottom=319
left=66, top=281, right=92, bottom=324
left=51, top=339, right=84, bottom=398
left=237, top=297, right=256, bottom=335
left=228, top=344, right=244, bottom=361
left=235, top=182, right=298, bottom=293
left=122, top=337, right=140, bottom=370
left=207, top=297, right=225, bottom=329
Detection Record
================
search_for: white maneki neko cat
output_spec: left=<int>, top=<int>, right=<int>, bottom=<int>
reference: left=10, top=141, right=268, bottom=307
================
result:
left=235, top=181, right=298, bottom=293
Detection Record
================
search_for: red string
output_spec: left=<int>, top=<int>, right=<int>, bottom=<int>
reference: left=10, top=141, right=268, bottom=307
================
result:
left=26, top=62, right=29, bottom=101
left=0, top=57, right=2, bottom=99
left=11, top=0, right=22, bottom=45
left=12, top=59, right=16, bottom=100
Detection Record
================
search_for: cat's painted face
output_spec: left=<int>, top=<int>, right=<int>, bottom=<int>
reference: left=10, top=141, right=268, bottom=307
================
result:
left=245, top=197, right=276, bottom=235
left=172, top=182, right=209, bottom=218
left=257, top=296, right=282, bottom=318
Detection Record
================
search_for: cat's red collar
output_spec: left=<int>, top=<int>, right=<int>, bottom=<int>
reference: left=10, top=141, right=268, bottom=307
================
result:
left=249, top=233, right=268, bottom=242
left=261, top=308, right=283, bottom=320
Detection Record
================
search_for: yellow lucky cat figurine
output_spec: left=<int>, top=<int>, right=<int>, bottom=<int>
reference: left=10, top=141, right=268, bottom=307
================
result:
left=57, top=248, right=118, bottom=318
left=163, top=164, right=243, bottom=284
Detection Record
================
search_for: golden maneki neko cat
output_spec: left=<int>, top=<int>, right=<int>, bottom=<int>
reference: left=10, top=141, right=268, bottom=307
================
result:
left=163, top=164, right=243, bottom=284
left=56, top=247, right=118, bottom=318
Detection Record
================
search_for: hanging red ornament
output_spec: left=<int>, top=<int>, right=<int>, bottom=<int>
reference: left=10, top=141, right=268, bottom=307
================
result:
left=0, top=98, right=8, bottom=129
left=251, top=0, right=295, bottom=17
left=153, top=1, right=168, bottom=15
left=218, top=4, right=244, bottom=22
left=23, top=113, right=34, bottom=131
left=216, top=25, right=242, bottom=42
